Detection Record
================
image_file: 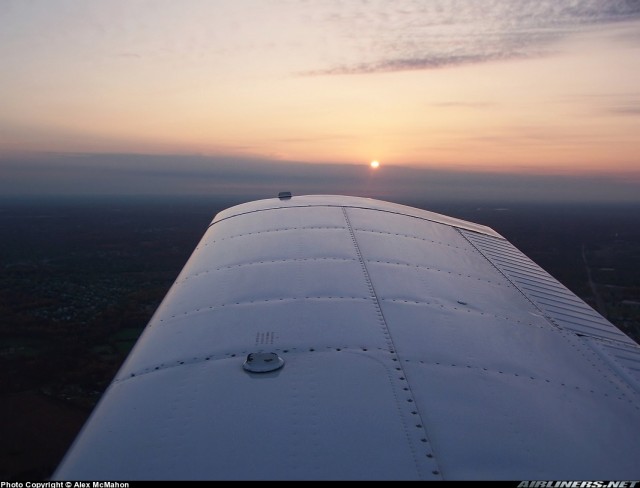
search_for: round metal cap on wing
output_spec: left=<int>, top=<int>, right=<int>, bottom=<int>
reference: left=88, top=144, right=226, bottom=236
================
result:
left=242, top=352, right=285, bottom=373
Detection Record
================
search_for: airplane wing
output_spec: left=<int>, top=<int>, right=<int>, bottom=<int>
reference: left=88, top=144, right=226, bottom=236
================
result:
left=53, top=194, right=640, bottom=480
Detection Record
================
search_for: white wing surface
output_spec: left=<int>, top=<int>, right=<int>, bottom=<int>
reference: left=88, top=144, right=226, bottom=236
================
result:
left=54, top=195, right=640, bottom=480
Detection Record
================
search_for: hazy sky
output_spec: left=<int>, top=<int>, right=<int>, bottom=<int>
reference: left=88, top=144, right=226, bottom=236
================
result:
left=1, top=0, right=639, bottom=200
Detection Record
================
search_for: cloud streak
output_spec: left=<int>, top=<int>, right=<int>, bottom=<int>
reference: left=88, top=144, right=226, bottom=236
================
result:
left=302, top=0, right=640, bottom=75
left=304, top=51, right=533, bottom=76
left=608, top=104, right=640, bottom=116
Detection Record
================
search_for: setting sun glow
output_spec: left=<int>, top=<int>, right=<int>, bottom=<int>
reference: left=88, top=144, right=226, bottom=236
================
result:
left=1, top=2, right=639, bottom=199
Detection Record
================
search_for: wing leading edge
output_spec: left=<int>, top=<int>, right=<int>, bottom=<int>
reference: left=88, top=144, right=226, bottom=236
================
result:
left=54, top=195, right=640, bottom=480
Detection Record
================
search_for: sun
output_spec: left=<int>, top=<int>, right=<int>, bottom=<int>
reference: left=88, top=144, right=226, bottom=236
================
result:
left=370, top=160, right=380, bottom=169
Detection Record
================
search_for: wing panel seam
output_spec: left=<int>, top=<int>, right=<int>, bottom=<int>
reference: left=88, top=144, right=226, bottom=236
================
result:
left=211, top=203, right=502, bottom=238
left=342, top=207, right=443, bottom=480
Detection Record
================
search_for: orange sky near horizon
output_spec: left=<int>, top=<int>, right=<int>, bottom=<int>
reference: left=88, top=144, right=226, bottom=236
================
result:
left=1, top=1, right=639, bottom=177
